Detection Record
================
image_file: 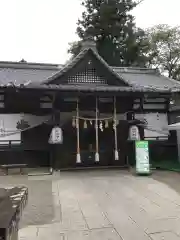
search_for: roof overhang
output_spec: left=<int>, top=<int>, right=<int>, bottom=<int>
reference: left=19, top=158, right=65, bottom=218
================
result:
left=15, top=84, right=174, bottom=93
left=0, top=84, right=172, bottom=99
left=168, top=122, right=180, bottom=130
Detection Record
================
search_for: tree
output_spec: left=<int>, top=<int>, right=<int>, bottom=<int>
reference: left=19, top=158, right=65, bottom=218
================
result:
left=68, top=0, right=148, bottom=67
left=145, top=24, right=180, bottom=80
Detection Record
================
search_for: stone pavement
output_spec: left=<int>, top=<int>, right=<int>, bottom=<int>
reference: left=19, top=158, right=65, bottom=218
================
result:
left=2, top=170, right=180, bottom=239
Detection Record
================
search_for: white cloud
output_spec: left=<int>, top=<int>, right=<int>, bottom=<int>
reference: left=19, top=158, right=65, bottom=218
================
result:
left=132, top=0, right=180, bottom=28
left=0, top=0, right=179, bottom=64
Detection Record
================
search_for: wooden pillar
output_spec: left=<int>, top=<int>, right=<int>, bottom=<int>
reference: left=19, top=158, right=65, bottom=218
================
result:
left=76, top=99, right=81, bottom=163
left=95, top=97, right=99, bottom=162
left=114, top=97, right=119, bottom=160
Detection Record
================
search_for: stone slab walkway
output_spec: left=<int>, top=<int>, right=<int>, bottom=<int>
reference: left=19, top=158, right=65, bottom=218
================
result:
left=2, top=170, right=180, bottom=239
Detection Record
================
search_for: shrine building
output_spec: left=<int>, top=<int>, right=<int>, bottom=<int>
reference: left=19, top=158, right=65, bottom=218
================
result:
left=0, top=38, right=179, bottom=170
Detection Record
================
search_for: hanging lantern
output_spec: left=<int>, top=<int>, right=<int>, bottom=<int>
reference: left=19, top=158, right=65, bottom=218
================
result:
left=128, top=125, right=140, bottom=141
left=72, top=117, right=76, bottom=128
left=84, top=120, right=87, bottom=129
left=105, top=120, right=109, bottom=128
left=90, top=120, right=93, bottom=126
left=49, top=126, right=63, bottom=144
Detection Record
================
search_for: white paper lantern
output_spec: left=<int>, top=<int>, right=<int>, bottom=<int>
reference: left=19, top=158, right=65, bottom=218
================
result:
left=128, top=125, right=140, bottom=141
left=49, top=126, right=63, bottom=144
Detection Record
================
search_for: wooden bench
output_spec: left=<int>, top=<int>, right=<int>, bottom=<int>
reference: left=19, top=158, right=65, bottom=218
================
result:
left=0, top=164, right=27, bottom=175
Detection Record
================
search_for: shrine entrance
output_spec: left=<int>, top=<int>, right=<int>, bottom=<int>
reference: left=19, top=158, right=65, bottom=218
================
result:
left=54, top=114, right=129, bottom=169
left=78, top=116, right=114, bottom=167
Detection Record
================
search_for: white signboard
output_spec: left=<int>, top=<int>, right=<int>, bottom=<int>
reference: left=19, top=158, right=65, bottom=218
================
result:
left=135, top=141, right=150, bottom=174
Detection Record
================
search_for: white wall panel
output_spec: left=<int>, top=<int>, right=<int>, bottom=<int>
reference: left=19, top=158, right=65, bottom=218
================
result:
left=0, top=114, right=50, bottom=145
left=135, top=113, right=169, bottom=140
left=145, top=98, right=166, bottom=103
left=143, top=104, right=166, bottom=110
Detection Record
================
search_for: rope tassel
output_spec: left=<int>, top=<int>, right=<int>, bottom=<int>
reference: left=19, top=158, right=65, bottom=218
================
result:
left=76, top=153, right=81, bottom=163
left=115, top=150, right=119, bottom=161
left=95, top=152, right=100, bottom=162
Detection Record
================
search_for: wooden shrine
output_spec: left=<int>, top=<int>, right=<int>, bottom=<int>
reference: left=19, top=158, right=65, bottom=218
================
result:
left=0, top=38, right=178, bottom=169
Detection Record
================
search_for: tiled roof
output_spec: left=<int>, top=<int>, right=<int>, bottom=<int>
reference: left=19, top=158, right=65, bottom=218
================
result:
left=0, top=61, right=61, bottom=85
left=112, top=67, right=180, bottom=90
left=0, top=54, right=180, bottom=94
left=44, top=44, right=180, bottom=92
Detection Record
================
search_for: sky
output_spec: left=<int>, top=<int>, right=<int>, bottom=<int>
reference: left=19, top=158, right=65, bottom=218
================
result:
left=0, top=0, right=180, bottom=64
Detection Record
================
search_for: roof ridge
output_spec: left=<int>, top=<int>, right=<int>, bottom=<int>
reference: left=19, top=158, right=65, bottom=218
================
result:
left=0, top=61, right=62, bottom=71
left=0, top=60, right=60, bottom=66
left=112, top=66, right=157, bottom=70
left=112, top=66, right=158, bottom=74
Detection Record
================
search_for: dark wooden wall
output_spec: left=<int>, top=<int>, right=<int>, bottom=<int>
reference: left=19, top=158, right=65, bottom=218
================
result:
left=0, top=89, right=173, bottom=169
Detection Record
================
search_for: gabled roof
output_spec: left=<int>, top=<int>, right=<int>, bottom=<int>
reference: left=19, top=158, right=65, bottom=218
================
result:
left=44, top=48, right=128, bottom=86
left=43, top=42, right=180, bottom=92
left=0, top=44, right=180, bottom=93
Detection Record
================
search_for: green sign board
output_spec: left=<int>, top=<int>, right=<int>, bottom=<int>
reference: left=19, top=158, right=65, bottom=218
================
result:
left=135, top=141, right=150, bottom=175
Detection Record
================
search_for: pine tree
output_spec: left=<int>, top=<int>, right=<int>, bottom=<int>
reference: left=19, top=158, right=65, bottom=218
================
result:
left=68, top=0, right=148, bottom=66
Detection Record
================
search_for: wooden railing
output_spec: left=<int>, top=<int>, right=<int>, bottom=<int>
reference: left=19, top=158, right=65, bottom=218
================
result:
left=0, top=140, right=50, bottom=151
left=0, top=140, right=21, bottom=148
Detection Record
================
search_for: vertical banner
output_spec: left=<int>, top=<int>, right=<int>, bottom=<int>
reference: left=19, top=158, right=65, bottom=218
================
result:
left=135, top=141, right=150, bottom=175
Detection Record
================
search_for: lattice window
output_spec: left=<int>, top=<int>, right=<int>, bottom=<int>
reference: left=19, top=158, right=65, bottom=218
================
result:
left=68, top=69, right=107, bottom=84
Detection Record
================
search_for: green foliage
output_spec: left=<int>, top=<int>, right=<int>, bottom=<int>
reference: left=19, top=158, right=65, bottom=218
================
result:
left=68, top=41, right=82, bottom=58
left=68, top=0, right=148, bottom=66
left=145, top=24, right=180, bottom=80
